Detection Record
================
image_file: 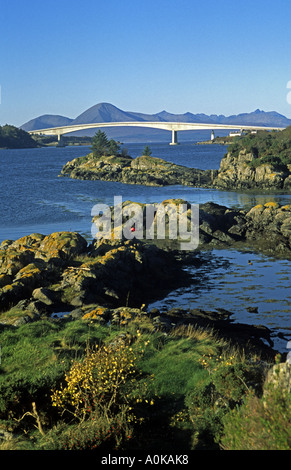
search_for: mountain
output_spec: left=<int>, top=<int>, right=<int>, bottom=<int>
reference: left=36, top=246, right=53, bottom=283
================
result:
left=20, top=103, right=291, bottom=142
left=21, top=114, right=73, bottom=131
left=71, top=102, right=170, bottom=124
left=211, top=109, right=291, bottom=127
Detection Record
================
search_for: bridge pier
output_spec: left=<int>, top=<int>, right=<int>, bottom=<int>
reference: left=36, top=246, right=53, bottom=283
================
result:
left=170, top=129, right=178, bottom=145
left=57, top=133, right=65, bottom=147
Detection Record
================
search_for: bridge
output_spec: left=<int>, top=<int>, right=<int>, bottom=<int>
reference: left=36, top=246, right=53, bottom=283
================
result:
left=29, top=121, right=285, bottom=145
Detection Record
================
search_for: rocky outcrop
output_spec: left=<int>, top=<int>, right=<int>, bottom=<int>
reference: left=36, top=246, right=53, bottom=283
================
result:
left=60, top=147, right=291, bottom=191
left=213, top=150, right=291, bottom=190
left=0, top=200, right=289, bottom=333
left=92, top=199, right=291, bottom=258
left=60, top=153, right=214, bottom=187
left=199, top=201, right=291, bottom=256
left=0, top=231, right=190, bottom=325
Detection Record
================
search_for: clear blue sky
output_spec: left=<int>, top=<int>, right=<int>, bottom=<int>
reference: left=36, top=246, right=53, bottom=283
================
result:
left=1, top=0, right=291, bottom=126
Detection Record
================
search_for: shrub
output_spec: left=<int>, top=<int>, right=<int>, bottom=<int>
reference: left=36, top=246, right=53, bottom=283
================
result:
left=227, top=126, right=291, bottom=171
left=40, top=409, right=134, bottom=450
left=51, top=339, right=149, bottom=422
left=220, top=385, right=291, bottom=450
left=185, top=352, right=265, bottom=447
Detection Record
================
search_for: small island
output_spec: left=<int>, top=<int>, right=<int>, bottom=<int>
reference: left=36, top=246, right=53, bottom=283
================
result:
left=60, top=131, right=214, bottom=187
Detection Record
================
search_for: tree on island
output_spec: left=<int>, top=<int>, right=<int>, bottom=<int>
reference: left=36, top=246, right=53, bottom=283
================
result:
left=142, top=145, right=152, bottom=156
left=91, top=130, right=120, bottom=158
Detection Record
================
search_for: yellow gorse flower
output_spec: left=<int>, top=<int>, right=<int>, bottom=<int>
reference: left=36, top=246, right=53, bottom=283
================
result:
left=51, top=338, right=153, bottom=422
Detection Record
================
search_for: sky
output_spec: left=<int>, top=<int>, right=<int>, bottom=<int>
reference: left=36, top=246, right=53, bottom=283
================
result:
left=1, top=0, right=291, bottom=126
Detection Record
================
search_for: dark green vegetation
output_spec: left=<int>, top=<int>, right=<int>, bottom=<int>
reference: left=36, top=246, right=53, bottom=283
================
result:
left=0, top=125, right=38, bottom=149
left=0, top=314, right=289, bottom=451
left=142, top=145, right=152, bottom=156
left=91, top=130, right=122, bottom=158
left=228, top=127, right=291, bottom=170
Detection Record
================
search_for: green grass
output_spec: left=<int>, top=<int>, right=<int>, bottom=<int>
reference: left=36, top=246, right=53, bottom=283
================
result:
left=140, top=336, right=214, bottom=398
left=0, top=315, right=280, bottom=451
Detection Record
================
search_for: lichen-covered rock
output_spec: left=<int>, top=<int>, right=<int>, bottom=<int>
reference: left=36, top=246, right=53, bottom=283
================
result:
left=213, top=150, right=290, bottom=190
left=37, top=231, right=87, bottom=260
left=60, top=152, right=213, bottom=187
left=244, top=202, right=291, bottom=251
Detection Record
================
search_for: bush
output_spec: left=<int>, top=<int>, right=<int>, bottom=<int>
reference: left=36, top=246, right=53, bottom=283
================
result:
left=185, top=352, right=265, bottom=447
left=51, top=339, right=150, bottom=422
left=40, top=409, right=134, bottom=450
left=227, top=126, right=291, bottom=171
left=220, top=385, right=291, bottom=450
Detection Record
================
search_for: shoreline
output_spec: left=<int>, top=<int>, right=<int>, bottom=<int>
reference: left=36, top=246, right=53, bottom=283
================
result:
left=1, top=197, right=290, bottom=355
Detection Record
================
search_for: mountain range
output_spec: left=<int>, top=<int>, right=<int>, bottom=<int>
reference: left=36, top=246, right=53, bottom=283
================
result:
left=21, top=103, right=291, bottom=142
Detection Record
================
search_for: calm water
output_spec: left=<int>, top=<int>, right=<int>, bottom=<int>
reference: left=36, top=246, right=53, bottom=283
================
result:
left=0, top=140, right=290, bottom=351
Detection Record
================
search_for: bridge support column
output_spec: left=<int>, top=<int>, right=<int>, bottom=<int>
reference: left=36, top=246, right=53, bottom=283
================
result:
left=170, top=129, right=178, bottom=145
left=57, top=133, right=65, bottom=147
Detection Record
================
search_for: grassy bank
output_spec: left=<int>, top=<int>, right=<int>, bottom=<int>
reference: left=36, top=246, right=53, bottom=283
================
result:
left=0, top=310, right=289, bottom=451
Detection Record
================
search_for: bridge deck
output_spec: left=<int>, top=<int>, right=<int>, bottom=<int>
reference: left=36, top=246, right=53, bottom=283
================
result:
left=29, top=121, right=285, bottom=144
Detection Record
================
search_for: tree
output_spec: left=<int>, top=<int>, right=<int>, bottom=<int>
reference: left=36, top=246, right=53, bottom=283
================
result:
left=91, top=130, right=109, bottom=158
left=91, top=130, right=120, bottom=158
left=142, top=145, right=152, bottom=156
left=108, top=138, right=120, bottom=156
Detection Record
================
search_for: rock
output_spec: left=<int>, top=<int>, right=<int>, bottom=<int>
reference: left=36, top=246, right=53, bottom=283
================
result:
left=26, top=300, right=50, bottom=316
left=0, top=428, right=14, bottom=442
left=0, top=274, right=12, bottom=287
left=32, top=287, right=59, bottom=306
left=69, top=308, right=84, bottom=319
left=213, top=150, right=290, bottom=190
left=246, top=306, right=259, bottom=313
left=60, top=152, right=212, bottom=188
left=0, top=198, right=289, bottom=326
left=37, top=231, right=87, bottom=261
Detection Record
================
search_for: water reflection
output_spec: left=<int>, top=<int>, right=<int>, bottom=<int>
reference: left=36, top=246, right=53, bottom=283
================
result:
left=149, top=248, right=291, bottom=353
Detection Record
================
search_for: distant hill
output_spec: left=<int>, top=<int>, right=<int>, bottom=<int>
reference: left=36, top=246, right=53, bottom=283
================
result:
left=21, top=114, right=73, bottom=131
left=20, top=103, right=291, bottom=142
left=0, top=124, right=39, bottom=149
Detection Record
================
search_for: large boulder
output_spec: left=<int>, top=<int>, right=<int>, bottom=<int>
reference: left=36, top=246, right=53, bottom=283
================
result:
left=213, top=150, right=290, bottom=190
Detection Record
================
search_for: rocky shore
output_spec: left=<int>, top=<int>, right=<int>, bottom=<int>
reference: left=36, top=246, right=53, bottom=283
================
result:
left=60, top=148, right=291, bottom=192
left=92, top=198, right=291, bottom=258
left=0, top=231, right=190, bottom=324
left=0, top=199, right=290, bottom=356
left=213, top=149, right=291, bottom=190
left=60, top=153, right=215, bottom=187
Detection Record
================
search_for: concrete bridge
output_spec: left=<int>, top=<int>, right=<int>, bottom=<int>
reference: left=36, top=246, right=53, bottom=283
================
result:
left=29, top=121, right=285, bottom=145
